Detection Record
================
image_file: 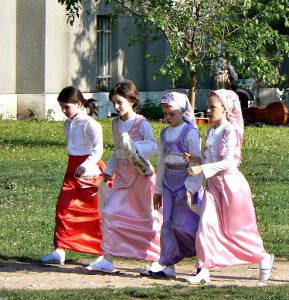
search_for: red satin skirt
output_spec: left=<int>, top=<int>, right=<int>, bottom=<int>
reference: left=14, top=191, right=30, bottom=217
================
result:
left=54, top=155, right=105, bottom=254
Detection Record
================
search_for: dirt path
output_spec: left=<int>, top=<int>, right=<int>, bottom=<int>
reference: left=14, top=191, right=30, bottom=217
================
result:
left=0, top=258, right=288, bottom=290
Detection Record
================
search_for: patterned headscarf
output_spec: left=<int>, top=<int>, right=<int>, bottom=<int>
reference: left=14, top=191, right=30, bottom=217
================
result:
left=161, top=92, right=197, bottom=126
left=212, top=89, right=244, bottom=145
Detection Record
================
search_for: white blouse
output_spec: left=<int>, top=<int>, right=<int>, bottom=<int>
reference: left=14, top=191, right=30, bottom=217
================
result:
left=155, top=122, right=203, bottom=195
left=105, top=113, right=158, bottom=176
left=202, top=121, right=239, bottom=179
left=64, top=111, right=103, bottom=176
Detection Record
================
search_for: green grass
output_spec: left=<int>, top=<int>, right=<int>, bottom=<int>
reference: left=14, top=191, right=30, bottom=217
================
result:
left=0, top=285, right=289, bottom=300
left=0, top=120, right=289, bottom=298
left=2, top=284, right=289, bottom=299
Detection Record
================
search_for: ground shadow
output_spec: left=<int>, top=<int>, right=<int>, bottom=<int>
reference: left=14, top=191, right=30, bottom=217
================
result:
left=0, top=138, right=64, bottom=148
left=0, top=260, right=157, bottom=281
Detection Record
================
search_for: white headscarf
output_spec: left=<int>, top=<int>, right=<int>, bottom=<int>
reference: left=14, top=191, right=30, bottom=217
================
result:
left=212, top=89, right=244, bottom=145
left=161, top=92, right=197, bottom=126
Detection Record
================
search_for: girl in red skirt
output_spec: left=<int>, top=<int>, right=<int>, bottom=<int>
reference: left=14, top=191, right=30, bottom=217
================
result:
left=40, top=86, right=105, bottom=264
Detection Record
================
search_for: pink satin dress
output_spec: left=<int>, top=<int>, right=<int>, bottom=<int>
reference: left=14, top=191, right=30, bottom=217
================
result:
left=101, top=116, right=162, bottom=261
left=196, top=121, right=267, bottom=269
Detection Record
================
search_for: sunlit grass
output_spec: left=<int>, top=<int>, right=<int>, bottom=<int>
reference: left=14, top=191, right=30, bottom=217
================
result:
left=0, top=120, right=288, bottom=298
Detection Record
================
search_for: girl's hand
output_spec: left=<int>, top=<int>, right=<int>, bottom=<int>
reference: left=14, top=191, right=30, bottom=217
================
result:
left=187, top=165, right=203, bottom=176
left=153, top=194, right=162, bottom=210
left=103, top=173, right=112, bottom=183
left=183, top=152, right=202, bottom=164
left=75, top=165, right=86, bottom=177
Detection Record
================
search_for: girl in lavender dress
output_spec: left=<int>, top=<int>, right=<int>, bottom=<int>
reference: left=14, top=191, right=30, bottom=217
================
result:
left=148, top=92, right=203, bottom=278
left=185, top=89, right=274, bottom=284
left=86, top=80, right=162, bottom=273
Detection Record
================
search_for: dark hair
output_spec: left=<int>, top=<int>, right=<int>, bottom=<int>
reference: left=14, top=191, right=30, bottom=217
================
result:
left=57, top=86, right=99, bottom=117
left=84, top=98, right=99, bottom=118
left=109, top=80, right=140, bottom=111
left=57, top=86, right=85, bottom=104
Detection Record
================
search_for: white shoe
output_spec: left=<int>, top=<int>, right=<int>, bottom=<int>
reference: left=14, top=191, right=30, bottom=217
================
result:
left=140, top=261, right=164, bottom=276
left=40, top=251, right=64, bottom=265
left=259, top=254, right=274, bottom=282
left=186, top=269, right=211, bottom=284
left=85, top=256, right=114, bottom=273
left=149, top=266, right=176, bottom=278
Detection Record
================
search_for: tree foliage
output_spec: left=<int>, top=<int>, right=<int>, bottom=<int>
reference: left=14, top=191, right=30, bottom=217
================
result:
left=58, top=0, right=289, bottom=105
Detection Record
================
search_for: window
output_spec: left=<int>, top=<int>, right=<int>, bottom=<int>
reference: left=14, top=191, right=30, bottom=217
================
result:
left=96, top=16, right=111, bottom=91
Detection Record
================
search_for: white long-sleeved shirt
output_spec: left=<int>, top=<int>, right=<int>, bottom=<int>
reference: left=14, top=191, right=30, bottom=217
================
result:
left=64, top=111, right=103, bottom=176
left=155, top=122, right=203, bottom=195
left=105, top=113, right=158, bottom=176
left=202, top=121, right=239, bottom=178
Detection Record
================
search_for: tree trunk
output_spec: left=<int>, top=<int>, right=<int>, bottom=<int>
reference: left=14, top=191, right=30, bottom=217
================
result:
left=189, top=71, right=197, bottom=110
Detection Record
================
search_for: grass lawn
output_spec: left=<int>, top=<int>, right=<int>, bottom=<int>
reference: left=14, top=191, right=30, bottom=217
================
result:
left=0, top=119, right=288, bottom=299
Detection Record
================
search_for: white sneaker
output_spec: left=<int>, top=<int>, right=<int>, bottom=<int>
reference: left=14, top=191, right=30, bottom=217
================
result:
left=140, top=261, right=165, bottom=276
left=259, top=254, right=274, bottom=282
left=149, top=266, right=176, bottom=278
left=40, top=251, right=64, bottom=265
left=85, top=256, right=114, bottom=273
left=186, top=269, right=211, bottom=284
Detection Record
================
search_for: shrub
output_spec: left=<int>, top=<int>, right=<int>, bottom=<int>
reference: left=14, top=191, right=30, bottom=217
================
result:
left=137, top=99, right=163, bottom=120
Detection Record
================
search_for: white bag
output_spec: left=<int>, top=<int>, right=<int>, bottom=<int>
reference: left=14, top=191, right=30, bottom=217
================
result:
left=121, top=132, right=153, bottom=176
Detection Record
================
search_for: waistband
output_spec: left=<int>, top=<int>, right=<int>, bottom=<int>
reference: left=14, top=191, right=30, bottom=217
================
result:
left=166, top=163, right=189, bottom=171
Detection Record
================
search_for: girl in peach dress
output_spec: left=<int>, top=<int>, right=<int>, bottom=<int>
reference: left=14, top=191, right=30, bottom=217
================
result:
left=86, top=80, right=162, bottom=273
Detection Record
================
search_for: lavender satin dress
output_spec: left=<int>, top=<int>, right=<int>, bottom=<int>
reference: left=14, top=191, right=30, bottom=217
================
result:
left=159, top=123, right=201, bottom=266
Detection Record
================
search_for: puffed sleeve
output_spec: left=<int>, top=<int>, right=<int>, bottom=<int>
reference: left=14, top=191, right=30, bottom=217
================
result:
left=63, top=119, right=70, bottom=140
left=80, top=119, right=103, bottom=170
left=202, top=127, right=239, bottom=178
left=184, top=129, right=204, bottom=193
left=134, top=119, right=158, bottom=160
left=104, top=150, right=117, bottom=176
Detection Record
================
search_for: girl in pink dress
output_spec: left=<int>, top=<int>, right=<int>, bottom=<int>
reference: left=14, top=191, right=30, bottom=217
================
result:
left=86, top=80, right=162, bottom=273
left=185, top=89, right=274, bottom=284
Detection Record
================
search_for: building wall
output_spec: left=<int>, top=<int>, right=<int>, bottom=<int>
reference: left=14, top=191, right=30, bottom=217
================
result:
left=0, top=1, right=16, bottom=93
left=16, top=0, right=46, bottom=93
left=0, top=0, right=286, bottom=120
left=13, top=0, right=174, bottom=119
left=45, top=1, right=99, bottom=93
left=0, top=1, right=17, bottom=118
left=110, top=15, right=171, bottom=91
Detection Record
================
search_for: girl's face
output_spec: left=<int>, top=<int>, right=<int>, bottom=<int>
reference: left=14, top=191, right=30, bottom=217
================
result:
left=206, top=95, right=226, bottom=125
left=162, top=105, right=184, bottom=127
left=59, top=101, right=81, bottom=119
left=111, top=94, right=134, bottom=121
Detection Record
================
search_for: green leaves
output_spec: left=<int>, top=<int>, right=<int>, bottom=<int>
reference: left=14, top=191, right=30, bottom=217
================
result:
left=59, top=0, right=289, bottom=89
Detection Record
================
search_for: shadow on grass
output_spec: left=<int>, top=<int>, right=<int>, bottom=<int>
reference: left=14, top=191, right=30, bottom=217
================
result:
left=0, top=257, right=161, bottom=281
left=115, top=266, right=288, bottom=284
left=0, top=138, right=65, bottom=148
left=209, top=274, right=289, bottom=284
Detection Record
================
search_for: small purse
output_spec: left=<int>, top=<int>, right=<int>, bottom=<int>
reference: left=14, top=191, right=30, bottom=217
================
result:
left=121, top=132, right=153, bottom=176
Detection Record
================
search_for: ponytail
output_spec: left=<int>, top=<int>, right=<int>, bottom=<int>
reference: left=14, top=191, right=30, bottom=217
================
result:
left=84, top=98, right=99, bottom=118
